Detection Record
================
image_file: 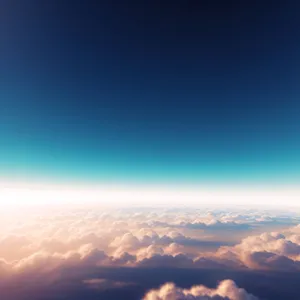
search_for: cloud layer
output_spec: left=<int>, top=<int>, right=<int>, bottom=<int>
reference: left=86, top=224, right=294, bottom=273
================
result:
left=0, top=206, right=299, bottom=299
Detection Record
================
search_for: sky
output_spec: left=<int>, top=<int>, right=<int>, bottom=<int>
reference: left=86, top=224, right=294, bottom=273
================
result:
left=2, top=3, right=300, bottom=299
left=1, top=1, right=300, bottom=191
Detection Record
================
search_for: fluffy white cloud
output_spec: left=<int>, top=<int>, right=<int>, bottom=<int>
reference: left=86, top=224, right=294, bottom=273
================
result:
left=143, top=280, right=258, bottom=300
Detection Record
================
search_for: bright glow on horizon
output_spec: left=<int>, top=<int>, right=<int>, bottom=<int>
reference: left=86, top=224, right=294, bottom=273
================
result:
left=0, top=181, right=300, bottom=208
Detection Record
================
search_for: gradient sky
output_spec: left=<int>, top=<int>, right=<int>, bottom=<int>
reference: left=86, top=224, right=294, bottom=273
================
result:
left=1, top=1, right=300, bottom=185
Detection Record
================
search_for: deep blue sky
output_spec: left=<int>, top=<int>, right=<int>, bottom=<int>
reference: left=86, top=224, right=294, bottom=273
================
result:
left=1, top=1, right=300, bottom=184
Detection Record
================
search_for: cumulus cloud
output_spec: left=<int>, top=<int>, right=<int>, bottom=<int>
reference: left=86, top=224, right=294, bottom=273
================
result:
left=143, top=280, right=258, bottom=300
left=216, top=228, right=300, bottom=270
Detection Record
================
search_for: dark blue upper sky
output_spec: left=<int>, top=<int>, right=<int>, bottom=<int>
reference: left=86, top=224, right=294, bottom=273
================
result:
left=1, top=0, right=300, bottom=184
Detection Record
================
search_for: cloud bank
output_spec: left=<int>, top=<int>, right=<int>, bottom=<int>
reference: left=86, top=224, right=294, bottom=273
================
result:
left=0, top=206, right=299, bottom=299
